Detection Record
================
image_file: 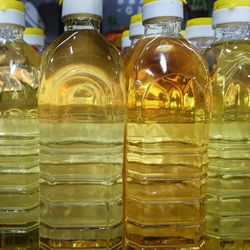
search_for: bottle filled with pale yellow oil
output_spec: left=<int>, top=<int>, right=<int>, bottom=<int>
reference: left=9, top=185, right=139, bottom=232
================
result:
left=0, top=0, right=40, bottom=249
left=124, top=0, right=211, bottom=249
left=38, top=0, right=125, bottom=249
left=204, top=1, right=250, bottom=249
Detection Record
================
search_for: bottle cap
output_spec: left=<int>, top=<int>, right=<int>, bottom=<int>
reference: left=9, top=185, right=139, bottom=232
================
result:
left=143, top=0, right=184, bottom=22
left=186, top=18, right=214, bottom=39
left=24, top=28, right=45, bottom=47
left=62, top=0, right=103, bottom=19
left=0, top=0, right=25, bottom=27
left=122, top=30, right=131, bottom=49
left=213, top=0, right=250, bottom=25
left=130, top=14, right=145, bottom=38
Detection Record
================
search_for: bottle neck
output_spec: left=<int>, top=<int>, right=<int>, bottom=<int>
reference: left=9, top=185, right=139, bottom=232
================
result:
left=189, top=37, right=214, bottom=54
left=63, top=16, right=101, bottom=32
left=144, top=17, right=182, bottom=37
left=0, top=24, right=23, bottom=41
left=214, top=23, right=250, bottom=42
left=131, top=35, right=143, bottom=46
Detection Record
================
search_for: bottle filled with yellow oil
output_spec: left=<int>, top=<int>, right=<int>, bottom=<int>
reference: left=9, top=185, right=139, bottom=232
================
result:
left=38, top=0, right=125, bottom=249
left=0, top=0, right=40, bottom=249
left=124, top=0, right=211, bottom=249
left=204, top=1, right=250, bottom=249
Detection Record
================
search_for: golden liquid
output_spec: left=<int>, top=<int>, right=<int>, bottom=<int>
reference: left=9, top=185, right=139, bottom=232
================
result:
left=124, top=36, right=211, bottom=249
left=39, top=28, right=125, bottom=249
left=0, top=40, right=40, bottom=249
left=205, top=40, right=250, bottom=250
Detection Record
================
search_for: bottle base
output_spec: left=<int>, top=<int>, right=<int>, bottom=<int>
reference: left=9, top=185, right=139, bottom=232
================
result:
left=40, top=223, right=122, bottom=249
left=206, top=235, right=250, bottom=250
left=125, top=239, right=205, bottom=250
left=0, top=228, right=39, bottom=250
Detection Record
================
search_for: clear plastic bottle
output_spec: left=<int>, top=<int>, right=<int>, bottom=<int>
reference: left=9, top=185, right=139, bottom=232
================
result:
left=38, top=0, right=125, bottom=249
left=122, top=30, right=131, bottom=56
left=24, top=27, right=45, bottom=54
left=186, top=17, right=215, bottom=53
left=129, top=14, right=145, bottom=46
left=0, top=0, right=40, bottom=249
left=124, top=0, right=211, bottom=249
left=204, top=0, right=250, bottom=249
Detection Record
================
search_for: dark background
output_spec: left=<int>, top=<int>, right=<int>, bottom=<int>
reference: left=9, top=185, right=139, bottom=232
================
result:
left=22, top=0, right=216, bottom=46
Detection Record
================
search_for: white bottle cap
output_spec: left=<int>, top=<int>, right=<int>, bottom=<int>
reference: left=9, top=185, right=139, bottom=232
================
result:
left=62, top=0, right=103, bottom=19
left=24, top=28, right=45, bottom=47
left=0, top=0, right=25, bottom=27
left=186, top=18, right=214, bottom=39
left=122, top=30, right=131, bottom=49
left=143, top=0, right=184, bottom=22
left=213, top=0, right=250, bottom=26
left=130, top=14, right=145, bottom=38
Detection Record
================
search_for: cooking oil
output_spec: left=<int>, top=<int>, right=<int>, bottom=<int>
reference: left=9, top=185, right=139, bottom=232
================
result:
left=124, top=0, right=211, bottom=249
left=205, top=1, right=250, bottom=249
left=38, top=0, right=125, bottom=249
left=0, top=1, right=40, bottom=249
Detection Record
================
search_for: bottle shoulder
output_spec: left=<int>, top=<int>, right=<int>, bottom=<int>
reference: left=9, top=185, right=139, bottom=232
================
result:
left=205, top=40, right=250, bottom=69
left=43, top=30, right=122, bottom=72
left=0, top=40, right=40, bottom=68
left=125, top=36, right=209, bottom=88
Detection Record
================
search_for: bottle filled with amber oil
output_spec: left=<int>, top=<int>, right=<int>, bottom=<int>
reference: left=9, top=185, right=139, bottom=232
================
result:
left=124, top=0, right=211, bottom=249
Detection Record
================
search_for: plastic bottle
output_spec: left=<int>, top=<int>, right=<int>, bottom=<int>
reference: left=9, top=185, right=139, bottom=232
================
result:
left=24, top=27, right=45, bottom=53
left=122, top=30, right=131, bottom=55
left=186, top=17, right=215, bottom=53
left=39, top=0, right=125, bottom=249
left=204, top=0, right=250, bottom=249
left=0, top=0, right=40, bottom=249
left=124, top=0, right=211, bottom=249
left=129, top=14, right=145, bottom=46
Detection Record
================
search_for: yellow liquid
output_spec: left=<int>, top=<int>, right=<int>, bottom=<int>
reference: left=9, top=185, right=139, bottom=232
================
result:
left=0, top=40, right=40, bottom=249
left=39, top=28, right=125, bottom=249
left=124, top=36, right=211, bottom=249
left=205, top=40, right=250, bottom=249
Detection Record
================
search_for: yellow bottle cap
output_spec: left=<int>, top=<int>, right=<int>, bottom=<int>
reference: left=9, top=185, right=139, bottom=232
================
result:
left=214, top=0, right=250, bottom=11
left=186, top=17, right=212, bottom=28
left=24, top=28, right=45, bottom=37
left=143, top=0, right=186, bottom=5
left=0, top=0, right=24, bottom=12
left=130, top=13, right=142, bottom=25
left=122, top=30, right=130, bottom=38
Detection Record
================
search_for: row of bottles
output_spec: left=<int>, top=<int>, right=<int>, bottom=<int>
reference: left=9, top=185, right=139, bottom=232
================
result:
left=0, top=0, right=249, bottom=249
